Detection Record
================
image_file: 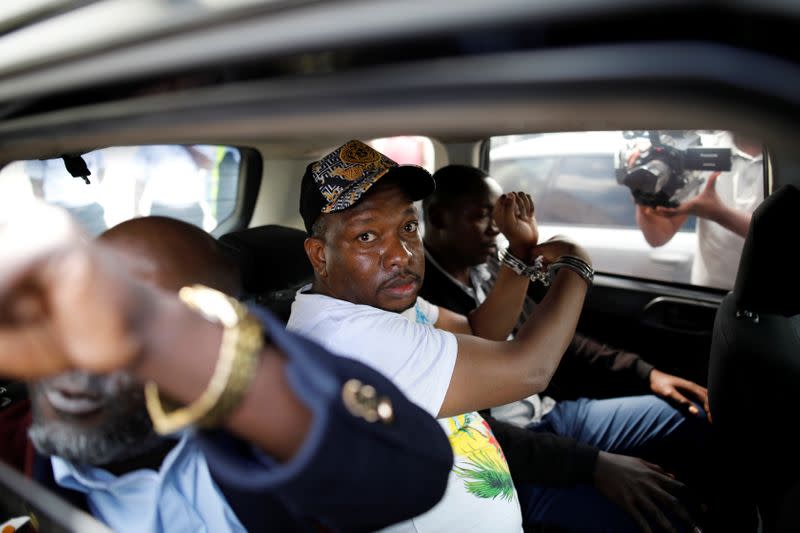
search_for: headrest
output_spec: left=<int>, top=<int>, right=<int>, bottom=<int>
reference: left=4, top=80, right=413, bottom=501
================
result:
left=219, top=224, right=312, bottom=296
left=734, top=184, right=800, bottom=317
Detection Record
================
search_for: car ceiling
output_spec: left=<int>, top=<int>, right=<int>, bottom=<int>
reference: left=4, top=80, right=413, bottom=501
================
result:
left=0, top=0, right=799, bottom=190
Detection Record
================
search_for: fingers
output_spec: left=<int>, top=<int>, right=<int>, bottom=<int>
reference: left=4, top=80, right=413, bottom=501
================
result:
left=672, top=381, right=710, bottom=418
left=669, top=390, right=701, bottom=417
left=0, top=204, right=79, bottom=299
left=629, top=508, right=654, bottom=533
left=704, top=171, right=721, bottom=191
left=636, top=464, right=696, bottom=532
left=640, top=458, right=671, bottom=478
left=638, top=495, right=678, bottom=533
left=514, top=191, right=526, bottom=218
left=495, top=193, right=515, bottom=233
left=521, top=192, right=534, bottom=217
left=654, top=206, right=685, bottom=217
left=497, top=192, right=520, bottom=224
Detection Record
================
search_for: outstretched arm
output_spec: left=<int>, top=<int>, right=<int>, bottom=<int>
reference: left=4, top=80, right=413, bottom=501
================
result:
left=637, top=171, right=753, bottom=246
left=0, top=205, right=308, bottom=460
left=0, top=204, right=453, bottom=530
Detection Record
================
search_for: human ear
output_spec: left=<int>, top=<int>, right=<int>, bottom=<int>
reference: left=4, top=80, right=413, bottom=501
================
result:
left=304, top=237, right=327, bottom=277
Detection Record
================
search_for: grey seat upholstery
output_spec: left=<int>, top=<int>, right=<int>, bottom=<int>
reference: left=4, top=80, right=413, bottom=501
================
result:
left=708, top=184, right=800, bottom=532
left=219, top=224, right=312, bottom=322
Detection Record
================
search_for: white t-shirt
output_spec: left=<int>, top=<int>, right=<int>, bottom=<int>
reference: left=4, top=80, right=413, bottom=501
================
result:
left=693, top=132, right=764, bottom=289
left=287, top=288, right=523, bottom=533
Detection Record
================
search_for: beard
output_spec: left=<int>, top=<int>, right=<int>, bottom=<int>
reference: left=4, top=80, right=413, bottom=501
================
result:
left=28, top=381, right=165, bottom=466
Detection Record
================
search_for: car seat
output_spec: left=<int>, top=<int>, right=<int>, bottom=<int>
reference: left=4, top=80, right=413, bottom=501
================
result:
left=219, top=224, right=312, bottom=322
left=708, top=184, right=800, bottom=532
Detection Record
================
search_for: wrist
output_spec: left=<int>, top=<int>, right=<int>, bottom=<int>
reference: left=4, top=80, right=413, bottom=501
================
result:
left=560, top=244, right=592, bottom=268
left=119, top=281, right=163, bottom=374
left=143, top=286, right=264, bottom=434
left=130, top=286, right=223, bottom=380
left=548, top=256, right=594, bottom=287
left=507, top=242, right=533, bottom=262
left=647, top=367, right=662, bottom=389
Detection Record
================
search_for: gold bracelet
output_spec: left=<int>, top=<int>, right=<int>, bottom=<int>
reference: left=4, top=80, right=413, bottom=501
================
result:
left=145, top=284, right=264, bottom=434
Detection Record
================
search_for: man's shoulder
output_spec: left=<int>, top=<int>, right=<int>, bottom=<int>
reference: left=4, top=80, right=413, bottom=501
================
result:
left=288, top=290, right=405, bottom=338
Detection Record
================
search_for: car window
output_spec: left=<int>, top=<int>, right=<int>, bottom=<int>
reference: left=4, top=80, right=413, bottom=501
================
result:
left=366, top=136, right=436, bottom=173
left=488, top=131, right=763, bottom=289
left=0, top=145, right=241, bottom=236
left=490, top=156, right=555, bottom=202
left=545, top=154, right=635, bottom=226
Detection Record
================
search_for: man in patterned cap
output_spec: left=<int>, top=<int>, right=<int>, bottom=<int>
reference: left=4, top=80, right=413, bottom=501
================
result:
left=288, top=140, right=693, bottom=532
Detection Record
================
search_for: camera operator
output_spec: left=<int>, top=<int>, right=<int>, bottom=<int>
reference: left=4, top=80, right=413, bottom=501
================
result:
left=635, top=132, right=763, bottom=289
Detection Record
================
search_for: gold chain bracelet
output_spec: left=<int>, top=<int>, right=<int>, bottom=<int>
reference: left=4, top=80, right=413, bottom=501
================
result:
left=145, top=285, right=264, bottom=434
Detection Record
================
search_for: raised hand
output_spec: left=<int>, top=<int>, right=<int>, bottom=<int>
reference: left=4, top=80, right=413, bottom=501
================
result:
left=594, top=451, right=699, bottom=533
left=649, top=369, right=711, bottom=422
left=653, top=171, right=724, bottom=219
left=0, top=203, right=154, bottom=378
left=494, top=191, right=538, bottom=258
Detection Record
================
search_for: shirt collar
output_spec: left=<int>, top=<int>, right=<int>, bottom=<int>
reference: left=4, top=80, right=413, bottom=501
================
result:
left=424, top=248, right=475, bottom=296
left=424, top=247, right=492, bottom=301
left=51, top=433, right=187, bottom=494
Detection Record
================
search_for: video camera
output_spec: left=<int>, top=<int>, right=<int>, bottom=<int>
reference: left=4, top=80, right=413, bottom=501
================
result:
left=616, top=130, right=732, bottom=208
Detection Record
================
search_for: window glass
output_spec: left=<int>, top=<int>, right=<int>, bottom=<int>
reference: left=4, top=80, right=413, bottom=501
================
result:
left=367, top=136, right=436, bottom=173
left=490, top=157, right=555, bottom=200
left=0, top=145, right=241, bottom=235
left=546, top=154, right=635, bottom=227
left=488, top=131, right=764, bottom=289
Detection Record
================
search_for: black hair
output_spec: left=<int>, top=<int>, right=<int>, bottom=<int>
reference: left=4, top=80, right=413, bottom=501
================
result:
left=423, top=165, right=491, bottom=219
left=310, top=214, right=328, bottom=239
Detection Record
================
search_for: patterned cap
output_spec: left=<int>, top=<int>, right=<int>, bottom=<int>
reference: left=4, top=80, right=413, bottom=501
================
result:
left=300, top=140, right=434, bottom=233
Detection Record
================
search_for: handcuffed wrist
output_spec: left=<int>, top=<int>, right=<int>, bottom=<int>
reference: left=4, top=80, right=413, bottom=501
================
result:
left=507, top=243, right=532, bottom=263
left=499, top=248, right=548, bottom=285
left=500, top=248, right=593, bottom=287
left=548, top=256, right=594, bottom=286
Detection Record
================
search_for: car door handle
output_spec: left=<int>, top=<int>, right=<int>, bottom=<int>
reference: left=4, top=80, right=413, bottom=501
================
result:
left=641, top=296, right=718, bottom=335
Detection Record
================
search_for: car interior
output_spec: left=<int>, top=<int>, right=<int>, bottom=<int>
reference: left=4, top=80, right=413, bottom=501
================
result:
left=1, top=0, right=799, bottom=531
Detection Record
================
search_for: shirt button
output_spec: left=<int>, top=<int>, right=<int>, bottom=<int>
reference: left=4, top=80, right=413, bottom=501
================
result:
left=341, top=379, right=393, bottom=424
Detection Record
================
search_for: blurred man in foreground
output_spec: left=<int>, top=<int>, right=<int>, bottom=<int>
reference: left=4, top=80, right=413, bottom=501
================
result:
left=0, top=209, right=452, bottom=532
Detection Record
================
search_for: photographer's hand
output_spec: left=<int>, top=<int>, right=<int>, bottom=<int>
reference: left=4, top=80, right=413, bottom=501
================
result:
left=636, top=205, right=687, bottom=247
left=653, top=172, right=751, bottom=238
left=634, top=171, right=723, bottom=247
left=654, top=172, right=723, bottom=219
